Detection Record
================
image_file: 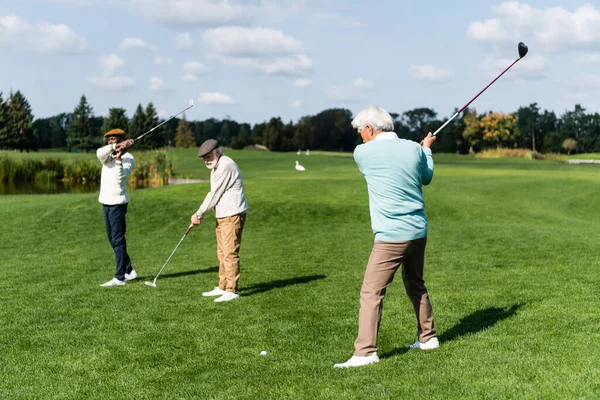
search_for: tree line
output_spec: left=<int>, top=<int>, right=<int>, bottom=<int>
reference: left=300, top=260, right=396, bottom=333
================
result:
left=2, top=91, right=600, bottom=154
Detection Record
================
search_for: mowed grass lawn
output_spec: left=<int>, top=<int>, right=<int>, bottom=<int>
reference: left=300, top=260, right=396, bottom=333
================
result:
left=1, top=149, right=600, bottom=399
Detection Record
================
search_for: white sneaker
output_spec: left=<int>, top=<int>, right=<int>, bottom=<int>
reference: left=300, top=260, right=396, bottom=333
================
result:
left=124, top=270, right=137, bottom=281
left=214, top=291, right=240, bottom=302
left=334, top=352, right=380, bottom=369
left=407, top=337, right=439, bottom=350
left=202, top=287, right=226, bottom=297
left=100, top=278, right=127, bottom=287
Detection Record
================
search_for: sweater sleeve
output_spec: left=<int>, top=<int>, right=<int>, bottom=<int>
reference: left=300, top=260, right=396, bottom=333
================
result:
left=421, top=147, right=434, bottom=185
left=196, top=164, right=235, bottom=218
left=97, top=144, right=116, bottom=164
left=117, top=155, right=134, bottom=181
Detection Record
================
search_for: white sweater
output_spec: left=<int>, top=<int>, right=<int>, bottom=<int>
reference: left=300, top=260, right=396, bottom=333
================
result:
left=96, top=144, right=134, bottom=205
left=197, top=154, right=248, bottom=219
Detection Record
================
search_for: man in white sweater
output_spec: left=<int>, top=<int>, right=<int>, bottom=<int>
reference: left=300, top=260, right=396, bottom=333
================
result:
left=191, top=139, right=248, bottom=302
left=97, top=128, right=136, bottom=287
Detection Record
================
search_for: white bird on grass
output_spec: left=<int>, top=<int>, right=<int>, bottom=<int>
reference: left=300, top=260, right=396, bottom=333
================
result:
left=306, top=149, right=310, bottom=156
left=295, top=160, right=306, bottom=171
left=297, top=149, right=301, bottom=155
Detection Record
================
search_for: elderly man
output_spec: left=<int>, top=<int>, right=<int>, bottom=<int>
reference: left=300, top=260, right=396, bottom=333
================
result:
left=334, top=105, right=438, bottom=368
left=97, top=129, right=136, bottom=287
left=191, top=139, right=248, bottom=303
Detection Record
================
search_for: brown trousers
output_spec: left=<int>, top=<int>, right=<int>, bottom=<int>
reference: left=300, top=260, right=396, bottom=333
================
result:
left=354, top=238, right=436, bottom=356
left=216, top=213, right=246, bottom=293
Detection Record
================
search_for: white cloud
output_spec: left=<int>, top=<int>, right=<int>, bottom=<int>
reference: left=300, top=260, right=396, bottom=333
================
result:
left=198, top=92, right=235, bottom=105
left=291, top=100, right=302, bottom=108
left=0, top=13, right=88, bottom=55
left=467, top=2, right=600, bottom=53
left=353, top=78, right=375, bottom=89
left=203, top=26, right=305, bottom=57
left=182, top=61, right=208, bottom=81
left=554, top=75, right=600, bottom=91
left=150, top=76, right=169, bottom=92
left=175, top=32, right=193, bottom=49
left=119, top=37, right=154, bottom=51
left=410, top=65, right=452, bottom=82
left=158, top=109, right=169, bottom=119
left=293, top=78, right=312, bottom=88
left=119, top=37, right=171, bottom=65
left=203, top=26, right=311, bottom=76
left=478, top=54, right=546, bottom=80
left=128, top=0, right=248, bottom=27
left=87, top=54, right=135, bottom=91
left=212, top=54, right=312, bottom=76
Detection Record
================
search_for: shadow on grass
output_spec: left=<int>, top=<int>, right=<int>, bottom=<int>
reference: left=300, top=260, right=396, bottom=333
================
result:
left=382, top=304, right=523, bottom=359
left=140, top=266, right=219, bottom=281
left=239, top=274, right=327, bottom=296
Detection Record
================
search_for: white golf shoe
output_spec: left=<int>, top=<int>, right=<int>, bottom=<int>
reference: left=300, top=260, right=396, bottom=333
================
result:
left=202, top=287, right=226, bottom=297
left=100, top=278, right=127, bottom=287
left=124, top=270, right=137, bottom=281
left=214, top=291, right=240, bottom=302
left=406, top=337, right=439, bottom=350
left=334, top=352, right=380, bottom=369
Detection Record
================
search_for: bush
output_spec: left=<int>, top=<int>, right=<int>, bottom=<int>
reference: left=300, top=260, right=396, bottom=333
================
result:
left=475, top=148, right=532, bottom=158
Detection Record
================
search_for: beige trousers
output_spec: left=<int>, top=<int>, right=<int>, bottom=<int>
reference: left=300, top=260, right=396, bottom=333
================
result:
left=216, top=213, right=246, bottom=293
left=354, top=238, right=436, bottom=356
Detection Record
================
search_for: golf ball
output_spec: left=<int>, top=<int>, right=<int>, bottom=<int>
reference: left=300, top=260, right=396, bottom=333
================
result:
left=260, top=350, right=267, bottom=356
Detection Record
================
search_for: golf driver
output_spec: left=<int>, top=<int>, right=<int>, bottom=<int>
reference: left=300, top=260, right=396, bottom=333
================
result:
left=135, top=98, right=194, bottom=142
left=432, top=42, right=528, bottom=136
left=111, top=98, right=194, bottom=158
left=145, top=223, right=194, bottom=288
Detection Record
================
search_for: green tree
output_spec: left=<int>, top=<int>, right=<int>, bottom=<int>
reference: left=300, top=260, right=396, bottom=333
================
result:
left=67, top=95, right=95, bottom=152
left=175, top=118, right=195, bottom=148
left=142, top=102, right=164, bottom=149
left=7, top=91, right=36, bottom=152
left=263, top=117, right=283, bottom=150
left=462, top=108, right=482, bottom=153
left=516, top=103, right=540, bottom=151
left=0, top=92, right=8, bottom=149
left=129, top=104, right=146, bottom=144
left=102, top=108, right=129, bottom=135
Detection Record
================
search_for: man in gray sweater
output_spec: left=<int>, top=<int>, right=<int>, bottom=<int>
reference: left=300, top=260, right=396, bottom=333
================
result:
left=191, top=139, right=248, bottom=302
left=97, top=128, right=136, bottom=287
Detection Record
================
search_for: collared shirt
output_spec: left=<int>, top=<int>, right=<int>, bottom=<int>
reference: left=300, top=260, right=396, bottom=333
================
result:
left=353, top=132, right=434, bottom=242
left=197, top=154, right=248, bottom=219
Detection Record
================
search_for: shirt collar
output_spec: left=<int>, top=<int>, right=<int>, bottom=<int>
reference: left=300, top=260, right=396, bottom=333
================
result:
left=374, top=131, right=398, bottom=141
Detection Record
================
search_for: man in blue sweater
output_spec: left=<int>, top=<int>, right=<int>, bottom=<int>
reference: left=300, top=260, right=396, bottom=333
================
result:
left=334, top=105, right=438, bottom=368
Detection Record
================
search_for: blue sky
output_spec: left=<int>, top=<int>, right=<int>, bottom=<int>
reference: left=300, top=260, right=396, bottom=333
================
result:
left=1, top=0, right=598, bottom=124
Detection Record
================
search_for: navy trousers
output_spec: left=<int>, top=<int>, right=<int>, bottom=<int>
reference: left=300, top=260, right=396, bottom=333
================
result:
left=103, top=204, right=132, bottom=281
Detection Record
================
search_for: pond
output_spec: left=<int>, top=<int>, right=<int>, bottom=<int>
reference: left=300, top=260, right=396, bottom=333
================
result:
left=0, top=181, right=101, bottom=195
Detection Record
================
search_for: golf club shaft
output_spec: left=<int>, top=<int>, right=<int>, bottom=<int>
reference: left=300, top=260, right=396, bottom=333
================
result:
left=135, top=104, right=194, bottom=141
left=433, top=57, right=522, bottom=136
left=152, top=225, right=194, bottom=282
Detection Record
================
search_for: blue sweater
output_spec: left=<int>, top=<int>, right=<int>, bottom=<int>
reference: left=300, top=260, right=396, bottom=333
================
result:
left=353, top=132, right=434, bottom=242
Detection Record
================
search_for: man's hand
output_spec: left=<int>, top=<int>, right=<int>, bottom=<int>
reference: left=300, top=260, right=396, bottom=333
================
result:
left=420, top=133, right=436, bottom=149
left=191, top=213, right=202, bottom=225
left=116, top=139, right=135, bottom=152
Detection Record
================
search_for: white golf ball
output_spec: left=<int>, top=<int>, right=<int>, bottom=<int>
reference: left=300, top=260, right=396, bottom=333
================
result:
left=260, top=350, right=267, bottom=356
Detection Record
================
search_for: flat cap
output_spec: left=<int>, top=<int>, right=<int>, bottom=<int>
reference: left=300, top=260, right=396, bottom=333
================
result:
left=104, top=128, right=126, bottom=137
left=198, top=139, right=219, bottom=157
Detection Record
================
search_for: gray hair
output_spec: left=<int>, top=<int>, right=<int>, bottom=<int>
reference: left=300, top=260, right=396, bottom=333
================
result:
left=351, top=105, right=394, bottom=132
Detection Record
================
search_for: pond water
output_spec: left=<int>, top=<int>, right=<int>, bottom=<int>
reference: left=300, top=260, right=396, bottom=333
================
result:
left=0, top=181, right=101, bottom=195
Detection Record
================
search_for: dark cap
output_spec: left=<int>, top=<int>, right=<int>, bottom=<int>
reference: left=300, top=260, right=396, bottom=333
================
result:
left=198, top=139, right=219, bottom=157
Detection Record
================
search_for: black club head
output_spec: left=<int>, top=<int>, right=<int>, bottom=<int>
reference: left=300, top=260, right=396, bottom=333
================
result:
left=518, top=42, right=528, bottom=58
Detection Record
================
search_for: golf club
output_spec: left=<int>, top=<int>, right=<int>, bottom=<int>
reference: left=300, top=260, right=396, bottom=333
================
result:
left=111, top=98, right=194, bottom=158
left=145, top=223, right=194, bottom=288
left=135, top=98, right=195, bottom=142
left=432, top=42, right=528, bottom=136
